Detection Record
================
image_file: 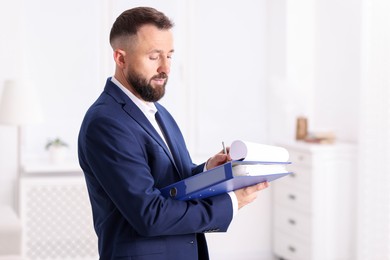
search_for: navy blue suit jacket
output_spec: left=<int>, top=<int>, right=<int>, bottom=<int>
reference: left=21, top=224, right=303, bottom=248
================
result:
left=78, top=78, right=233, bottom=259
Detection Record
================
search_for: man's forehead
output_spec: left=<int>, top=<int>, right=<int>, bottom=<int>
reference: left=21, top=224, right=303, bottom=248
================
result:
left=136, top=25, right=173, bottom=41
left=134, top=25, right=174, bottom=51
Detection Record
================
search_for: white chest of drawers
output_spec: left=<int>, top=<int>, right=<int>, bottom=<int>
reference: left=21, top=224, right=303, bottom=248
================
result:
left=272, top=141, right=356, bottom=260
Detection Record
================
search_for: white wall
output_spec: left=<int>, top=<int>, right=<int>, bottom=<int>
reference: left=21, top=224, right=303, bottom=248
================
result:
left=20, top=0, right=104, bottom=160
left=0, top=0, right=105, bottom=209
left=266, top=0, right=360, bottom=144
left=0, top=0, right=361, bottom=259
left=183, top=0, right=269, bottom=156
left=0, top=0, right=24, bottom=207
left=314, top=0, right=360, bottom=141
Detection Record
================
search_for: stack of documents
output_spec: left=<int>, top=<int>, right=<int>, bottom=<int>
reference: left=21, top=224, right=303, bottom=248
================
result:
left=232, top=162, right=289, bottom=177
left=160, top=140, right=292, bottom=201
left=229, top=140, right=289, bottom=161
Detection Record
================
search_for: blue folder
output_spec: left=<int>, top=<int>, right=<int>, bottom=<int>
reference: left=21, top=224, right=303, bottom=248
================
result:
left=160, top=161, right=292, bottom=201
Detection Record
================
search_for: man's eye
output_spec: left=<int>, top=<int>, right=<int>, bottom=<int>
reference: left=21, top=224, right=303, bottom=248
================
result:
left=150, top=56, right=159, bottom=60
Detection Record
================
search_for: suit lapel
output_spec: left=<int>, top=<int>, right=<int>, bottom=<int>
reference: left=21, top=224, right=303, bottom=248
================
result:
left=103, top=79, right=182, bottom=177
left=124, top=104, right=182, bottom=176
left=155, top=111, right=184, bottom=176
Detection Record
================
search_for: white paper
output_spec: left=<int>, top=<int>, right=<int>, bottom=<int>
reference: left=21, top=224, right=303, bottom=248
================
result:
left=229, top=140, right=289, bottom=162
left=232, top=164, right=288, bottom=176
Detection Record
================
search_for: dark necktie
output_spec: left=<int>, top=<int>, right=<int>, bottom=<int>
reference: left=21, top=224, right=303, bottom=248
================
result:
left=155, top=111, right=182, bottom=176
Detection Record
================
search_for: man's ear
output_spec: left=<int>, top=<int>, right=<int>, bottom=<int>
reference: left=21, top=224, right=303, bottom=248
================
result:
left=113, top=49, right=126, bottom=69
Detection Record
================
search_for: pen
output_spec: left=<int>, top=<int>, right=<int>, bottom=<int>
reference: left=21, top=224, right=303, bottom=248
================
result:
left=222, top=141, right=227, bottom=154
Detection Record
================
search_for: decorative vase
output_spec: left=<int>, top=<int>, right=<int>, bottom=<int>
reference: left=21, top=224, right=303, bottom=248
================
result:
left=48, top=146, right=68, bottom=164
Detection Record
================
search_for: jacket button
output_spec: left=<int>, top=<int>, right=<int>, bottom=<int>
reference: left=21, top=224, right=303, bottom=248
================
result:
left=189, top=240, right=194, bottom=244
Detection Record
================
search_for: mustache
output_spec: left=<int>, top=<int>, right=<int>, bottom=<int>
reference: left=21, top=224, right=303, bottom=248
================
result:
left=151, top=73, right=168, bottom=80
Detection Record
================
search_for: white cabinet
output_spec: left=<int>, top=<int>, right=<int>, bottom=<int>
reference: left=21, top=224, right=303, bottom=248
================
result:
left=19, top=162, right=98, bottom=260
left=272, top=142, right=356, bottom=260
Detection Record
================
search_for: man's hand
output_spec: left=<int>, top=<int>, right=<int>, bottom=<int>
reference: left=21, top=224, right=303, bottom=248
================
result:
left=205, top=148, right=231, bottom=170
left=234, top=182, right=269, bottom=209
left=205, top=148, right=269, bottom=209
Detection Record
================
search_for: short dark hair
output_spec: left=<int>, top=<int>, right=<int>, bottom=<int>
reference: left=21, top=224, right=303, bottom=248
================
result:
left=109, top=7, right=174, bottom=46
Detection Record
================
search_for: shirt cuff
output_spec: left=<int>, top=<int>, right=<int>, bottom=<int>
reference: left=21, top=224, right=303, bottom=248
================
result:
left=228, top=191, right=238, bottom=217
left=203, top=160, right=237, bottom=217
left=203, top=158, right=211, bottom=171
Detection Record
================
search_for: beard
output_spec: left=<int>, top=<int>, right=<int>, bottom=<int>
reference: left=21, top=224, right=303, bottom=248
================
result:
left=126, top=70, right=168, bottom=102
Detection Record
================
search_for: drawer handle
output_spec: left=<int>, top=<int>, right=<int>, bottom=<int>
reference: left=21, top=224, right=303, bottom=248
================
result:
left=288, top=218, right=296, bottom=225
left=288, top=245, right=296, bottom=253
left=289, top=172, right=296, bottom=178
left=288, top=194, right=296, bottom=200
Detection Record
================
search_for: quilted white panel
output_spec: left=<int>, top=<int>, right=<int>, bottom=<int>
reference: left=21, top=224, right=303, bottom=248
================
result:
left=20, top=176, right=98, bottom=260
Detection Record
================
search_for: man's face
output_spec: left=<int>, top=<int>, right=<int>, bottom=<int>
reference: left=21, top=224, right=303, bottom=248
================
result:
left=124, top=25, right=174, bottom=102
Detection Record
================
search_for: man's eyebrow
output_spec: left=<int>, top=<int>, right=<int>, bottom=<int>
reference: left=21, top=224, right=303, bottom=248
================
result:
left=149, top=49, right=175, bottom=54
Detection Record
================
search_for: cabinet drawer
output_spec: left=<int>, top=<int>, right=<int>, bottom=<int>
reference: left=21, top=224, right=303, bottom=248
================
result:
left=274, top=184, right=311, bottom=213
left=273, top=229, right=311, bottom=260
left=278, top=165, right=311, bottom=190
left=274, top=205, right=311, bottom=238
left=289, top=151, right=312, bottom=166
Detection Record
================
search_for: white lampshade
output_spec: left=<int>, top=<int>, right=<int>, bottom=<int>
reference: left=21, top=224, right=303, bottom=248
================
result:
left=0, top=79, right=43, bottom=125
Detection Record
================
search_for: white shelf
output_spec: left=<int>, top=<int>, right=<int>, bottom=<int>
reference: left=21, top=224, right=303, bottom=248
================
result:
left=21, top=158, right=82, bottom=176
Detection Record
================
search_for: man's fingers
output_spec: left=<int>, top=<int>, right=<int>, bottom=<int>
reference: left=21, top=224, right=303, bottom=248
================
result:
left=256, top=181, right=269, bottom=191
left=235, top=182, right=269, bottom=209
left=244, top=182, right=269, bottom=194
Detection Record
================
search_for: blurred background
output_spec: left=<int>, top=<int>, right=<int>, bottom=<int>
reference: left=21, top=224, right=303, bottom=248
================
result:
left=0, top=0, right=388, bottom=259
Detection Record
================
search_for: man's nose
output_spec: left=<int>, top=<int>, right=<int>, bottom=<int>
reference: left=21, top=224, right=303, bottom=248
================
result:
left=157, top=58, right=170, bottom=75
